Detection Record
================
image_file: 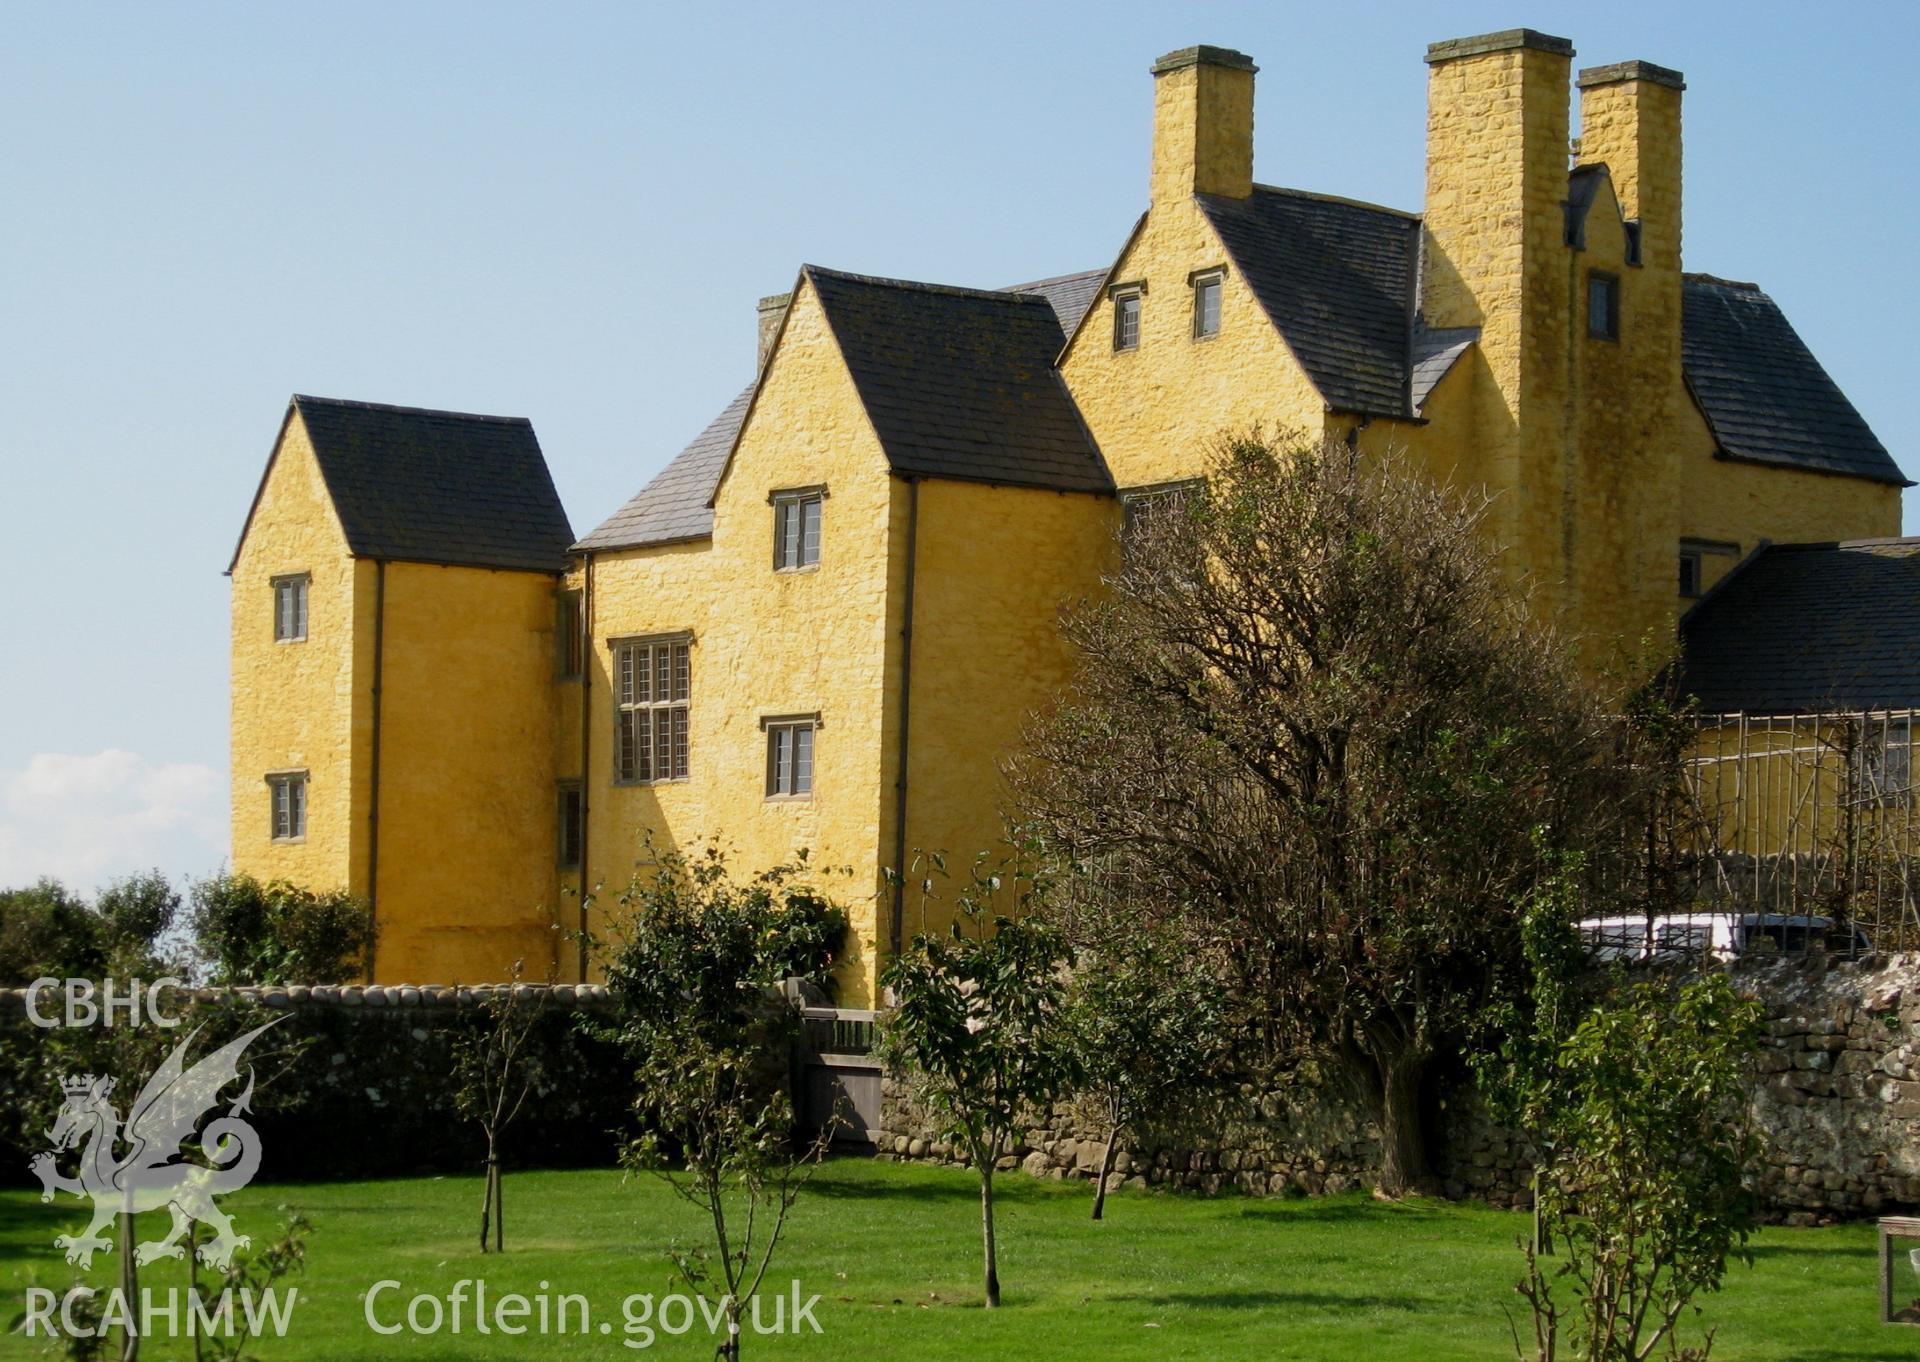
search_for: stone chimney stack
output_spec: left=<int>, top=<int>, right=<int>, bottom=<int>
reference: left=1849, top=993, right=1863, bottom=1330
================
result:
left=1419, top=29, right=1574, bottom=332
left=1149, top=45, right=1257, bottom=205
left=1419, top=30, right=1578, bottom=621
left=1575, top=60, right=1684, bottom=277
left=757, top=292, right=791, bottom=372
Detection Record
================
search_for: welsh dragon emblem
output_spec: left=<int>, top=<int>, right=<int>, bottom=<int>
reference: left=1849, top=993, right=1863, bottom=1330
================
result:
left=30, top=1021, right=279, bottom=1271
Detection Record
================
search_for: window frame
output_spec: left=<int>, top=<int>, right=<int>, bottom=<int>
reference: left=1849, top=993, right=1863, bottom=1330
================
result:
left=1109, top=281, right=1145, bottom=352
left=555, top=588, right=584, bottom=679
left=556, top=781, right=583, bottom=869
left=266, top=770, right=308, bottom=843
left=1189, top=266, right=1226, bottom=340
left=769, top=486, right=828, bottom=572
left=1678, top=548, right=1703, bottom=599
left=611, top=633, right=692, bottom=785
left=1587, top=270, right=1621, bottom=342
left=760, top=713, right=821, bottom=801
left=271, top=573, right=310, bottom=643
left=1120, top=478, right=1204, bottom=561
left=1678, top=537, right=1739, bottom=600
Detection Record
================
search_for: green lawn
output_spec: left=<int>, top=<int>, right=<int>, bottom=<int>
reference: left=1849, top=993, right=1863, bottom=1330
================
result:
left=0, top=1160, right=1898, bottom=1360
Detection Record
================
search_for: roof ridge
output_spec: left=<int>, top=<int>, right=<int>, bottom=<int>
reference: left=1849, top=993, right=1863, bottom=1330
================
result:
left=292, top=393, right=532, bottom=426
left=802, top=265, right=1052, bottom=306
left=1682, top=273, right=1763, bottom=293
left=1002, top=267, right=1108, bottom=292
left=1765, top=535, right=1920, bottom=553
left=1245, top=183, right=1421, bottom=221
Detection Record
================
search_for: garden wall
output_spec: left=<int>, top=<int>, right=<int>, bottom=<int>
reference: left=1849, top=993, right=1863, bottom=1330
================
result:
left=877, top=954, right=1920, bottom=1224
left=0, top=984, right=634, bottom=1180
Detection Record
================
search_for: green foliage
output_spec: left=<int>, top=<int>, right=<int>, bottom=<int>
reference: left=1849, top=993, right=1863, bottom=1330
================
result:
left=0, top=881, right=105, bottom=983
left=186, top=1209, right=313, bottom=1362
left=1064, top=930, right=1234, bottom=1218
left=1512, top=973, right=1764, bottom=1362
left=604, top=845, right=850, bottom=1032
left=605, top=846, right=846, bottom=1360
left=92, top=872, right=181, bottom=965
left=879, top=855, right=1077, bottom=1306
left=187, top=874, right=373, bottom=985
left=0, top=872, right=182, bottom=984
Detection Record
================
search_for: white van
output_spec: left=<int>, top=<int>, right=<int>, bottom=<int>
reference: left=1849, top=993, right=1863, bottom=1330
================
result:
left=1576, top=912, right=1872, bottom=963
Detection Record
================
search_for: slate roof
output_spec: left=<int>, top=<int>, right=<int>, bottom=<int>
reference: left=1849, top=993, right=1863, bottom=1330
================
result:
left=1005, top=268, right=1107, bottom=341
left=577, top=187, right=1904, bottom=554
left=1681, top=276, right=1908, bottom=487
left=1411, top=325, right=1478, bottom=412
left=1679, top=539, right=1920, bottom=713
left=572, top=265, right=1113, bottom=553
left=1197, top=186, right=1421, bottom=418
left=808, top=266, right=1110, bottom=493
left=573, top=386, right=751, bottom=551
left=232, top=395, right=573, bottom=573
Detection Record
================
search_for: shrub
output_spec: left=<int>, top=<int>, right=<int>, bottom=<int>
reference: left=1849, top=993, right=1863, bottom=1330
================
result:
left=189, top=874, right=373, bottom=984
left=0, top=880, right=104, bottom=983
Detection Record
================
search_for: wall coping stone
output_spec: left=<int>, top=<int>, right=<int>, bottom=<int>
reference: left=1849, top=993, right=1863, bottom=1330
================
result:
left=1426, top=30, right=1574, bottom=65
left=1577, top=60, right=1686, bottom=91
left=1151, top=45, right=1257, bottom=76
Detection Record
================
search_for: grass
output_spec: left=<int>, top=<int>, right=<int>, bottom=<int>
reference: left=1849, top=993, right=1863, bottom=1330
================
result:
left=0, top=1159, right=1896, bottom=1360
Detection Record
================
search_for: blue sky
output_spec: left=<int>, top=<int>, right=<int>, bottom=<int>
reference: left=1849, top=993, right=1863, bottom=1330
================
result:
left=2, top=1, right=1915, bottom=891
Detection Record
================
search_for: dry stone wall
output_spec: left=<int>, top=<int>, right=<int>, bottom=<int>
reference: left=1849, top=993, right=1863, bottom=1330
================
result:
left=878, top=955, right=1920, bottom=1223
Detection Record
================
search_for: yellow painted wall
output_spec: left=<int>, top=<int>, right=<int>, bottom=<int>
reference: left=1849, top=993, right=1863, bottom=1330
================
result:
left=228, top=411, right=371, bottom=896
left=1680, top=438, right=1901, bottom=591
left=581, top=275, right=899, bottom=1001
left=1060, top=197, right=1325, bottom=490
left=371, top=562, right=564, bottom=983
left=896, top=479, right=1114, bottom=943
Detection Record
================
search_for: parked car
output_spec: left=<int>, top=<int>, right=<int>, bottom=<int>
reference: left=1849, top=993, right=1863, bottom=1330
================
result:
left=1576, top=912, right=1873, bottom=963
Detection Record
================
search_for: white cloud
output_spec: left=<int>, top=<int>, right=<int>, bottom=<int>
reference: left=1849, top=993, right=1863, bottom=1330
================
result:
left=0, top=750, right=227, bottom=893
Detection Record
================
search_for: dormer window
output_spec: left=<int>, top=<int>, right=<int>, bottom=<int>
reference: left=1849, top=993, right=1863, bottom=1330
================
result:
left=1587, top=271, right=1620, bottom=341
left=1110, top=283, right=1144, bottom=352
left=1190, top=267, right=1225, bottom=339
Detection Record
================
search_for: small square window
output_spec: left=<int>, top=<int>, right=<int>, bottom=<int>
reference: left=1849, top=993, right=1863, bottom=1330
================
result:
left=1587, top=271, right=1620, bottom=341
left=557, top=783, right=583, bottom=868
left=272, top=575, right=309, bottom=642
left=772, top=490, right=825, bottom=570
left=1191, top=270, right=1223, bottom=339
left=763, top=716, right=818, bottom=799
left=268, top=772, right=307, bottom=842
left=1113, top=291, right=1141, bottom=351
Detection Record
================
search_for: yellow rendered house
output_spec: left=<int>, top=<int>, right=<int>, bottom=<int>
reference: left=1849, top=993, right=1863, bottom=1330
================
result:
left=229, top=31, right=1908, bottom=994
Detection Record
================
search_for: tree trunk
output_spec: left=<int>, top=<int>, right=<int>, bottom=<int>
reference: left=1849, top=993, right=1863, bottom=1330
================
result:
left=119, top=1208, right=139, bottom=1361
left=979, top=1164, right=1001, bottom=1309
left=720, top=1300, right=741, bottom=1361
left=479, top=1151, right=495, bottom=1252
left=1091, top=1125, right=1120, bottom=1221
left=492, top=1158, right=504, bottom=1253
left=1374, top=1054, right=1428, bottom=1199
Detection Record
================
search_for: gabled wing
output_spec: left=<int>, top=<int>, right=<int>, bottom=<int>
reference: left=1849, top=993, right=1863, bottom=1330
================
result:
left=118, top=1019, right=282, bottom=1180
